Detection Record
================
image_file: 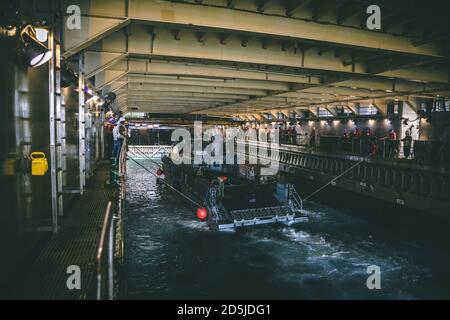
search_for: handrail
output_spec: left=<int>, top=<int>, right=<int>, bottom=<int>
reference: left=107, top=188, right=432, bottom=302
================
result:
left=96, top=139, right=127, bottom=300
left=204, top=188, right=219, bottom=222
left=128, top=145, right=172, bottom=160
left=96, top=201, right=113, bottom=300
left=287, top=184, right=303, bottom=212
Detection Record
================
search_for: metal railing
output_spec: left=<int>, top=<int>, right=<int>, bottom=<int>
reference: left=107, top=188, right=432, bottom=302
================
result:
left=96, top=201, right=113, bottom=300
left=242, top=134, right=448, bottom=166
left=128, top=145, right=172, bottom=159
left=96, top=140, right=126, bottom=300
left=115, top=140, right=126, bottom=268
left=287, top=184, right=303, bottom=212
left=204, top=187, right=219, bottom=222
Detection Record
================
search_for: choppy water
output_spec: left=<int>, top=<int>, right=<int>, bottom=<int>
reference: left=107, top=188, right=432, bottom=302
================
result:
left=123, top=161, right=450, bottom=299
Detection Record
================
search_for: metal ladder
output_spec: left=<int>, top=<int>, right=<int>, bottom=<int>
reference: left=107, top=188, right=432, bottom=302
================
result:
left=287, top=184, right=303, bottom=212
left=204, top=188, right=221, bottom=222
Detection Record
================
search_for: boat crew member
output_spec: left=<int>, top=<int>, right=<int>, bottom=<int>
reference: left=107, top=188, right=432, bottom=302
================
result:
left=112, top=117, right=127, bottom=160
left=217, top=176, right=227, bottom=199
left=402, top=130, right=413, bottom=159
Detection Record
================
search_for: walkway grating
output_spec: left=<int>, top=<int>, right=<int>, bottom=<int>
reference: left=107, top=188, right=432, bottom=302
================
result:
left=17, top=164, right=112, bottom=300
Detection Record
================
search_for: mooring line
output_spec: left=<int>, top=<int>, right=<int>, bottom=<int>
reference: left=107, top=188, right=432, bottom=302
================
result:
left=126, top=148, right=203, bottom=207
left=303, top=153, right=373, bottom=202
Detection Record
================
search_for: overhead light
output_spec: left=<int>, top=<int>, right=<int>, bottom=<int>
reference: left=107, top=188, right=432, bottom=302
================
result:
left=20, top=25, right=53, bottom=68
left=83, top=86, right=94, bottom=95
left=35, top=28, right=49, bottom=42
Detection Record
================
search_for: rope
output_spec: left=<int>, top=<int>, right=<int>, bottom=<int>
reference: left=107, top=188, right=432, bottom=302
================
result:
left=126, top=147, right=203, bottom=208
left=303, top=153, right=373, bottom=202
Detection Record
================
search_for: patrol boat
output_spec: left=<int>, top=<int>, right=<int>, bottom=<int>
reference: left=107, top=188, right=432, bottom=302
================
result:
left=161, top=157, right=308, bottom=231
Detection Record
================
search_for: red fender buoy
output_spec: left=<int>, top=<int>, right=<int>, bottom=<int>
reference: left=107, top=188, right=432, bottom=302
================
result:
left=196, top=207, right=208, bottom=220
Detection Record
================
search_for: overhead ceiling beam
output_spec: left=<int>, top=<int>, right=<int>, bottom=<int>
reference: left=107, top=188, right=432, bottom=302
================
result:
left=257, top=0, right=272, bottom=13
left=63, top=18, right=131, bottom=59
left=285, top=0, right=314, bottom=17
left=66, top=0, right=445, bottom=58
left=336, top=3, right=366, bottom=25
left=125, top=96, right=238, bottom=103
left=226, top=0, right=237, bottom=9
left=110, top=59, right=317, bottom=83
left=372, top=101, right=388, bottom=116
left=88, top=26, right=447, bottom=84
left=118, top=90, right=250, bottom=100
left=311, top=0, right=350, bottom=22
left=124, top=75, right=293, bottom=91
left=125, top=83, right=269, bottom=96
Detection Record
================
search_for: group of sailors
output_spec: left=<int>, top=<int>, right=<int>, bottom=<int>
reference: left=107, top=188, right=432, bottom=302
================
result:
left=105, top=111, right=129, bottom=160
left=341, top=127, right=413, bottom=159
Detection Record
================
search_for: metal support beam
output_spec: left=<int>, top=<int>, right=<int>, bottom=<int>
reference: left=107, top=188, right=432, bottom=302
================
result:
left=54, top=40, right=64, bottom=218
left=87, top=27, right=446, bottom=84
left=65, top=0, right=444, bottom=58
left=63, top=18, right=131, bottom=59
left=78, top=55, right=86, bottom=194
left=405, top=99, right=420, bottom=112
left=372, top=101, right=388, bottom=116
left=285, top=0, right=313, bottom=17
left=48, top=30, right=58, bottom=233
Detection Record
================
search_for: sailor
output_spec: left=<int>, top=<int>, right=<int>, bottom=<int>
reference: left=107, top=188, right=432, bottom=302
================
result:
left=217, top=176, right=227, bottom=199
left=401, top=130, right=413, bottom=159
left=112, top=117, right=127, bottom=160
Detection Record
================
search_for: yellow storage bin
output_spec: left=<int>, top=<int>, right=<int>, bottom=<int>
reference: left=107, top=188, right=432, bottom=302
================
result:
left=30, top=152, right=48, bottom=176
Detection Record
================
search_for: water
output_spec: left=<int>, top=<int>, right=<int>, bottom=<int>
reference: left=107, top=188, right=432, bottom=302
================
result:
left=123, top=161, right=450, bottom=299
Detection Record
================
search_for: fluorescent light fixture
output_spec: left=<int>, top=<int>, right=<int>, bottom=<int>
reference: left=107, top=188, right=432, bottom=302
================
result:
left=35, top=28, right=48, bottom=42
left=20, top=26, right=53, bottom=68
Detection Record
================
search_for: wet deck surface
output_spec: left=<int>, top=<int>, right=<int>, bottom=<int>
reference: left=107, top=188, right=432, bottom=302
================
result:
left=15, top=164, right=111, bottom=299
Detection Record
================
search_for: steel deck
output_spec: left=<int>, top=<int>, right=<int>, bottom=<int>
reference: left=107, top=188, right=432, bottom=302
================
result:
left=15, top=164, right=111, bottom=299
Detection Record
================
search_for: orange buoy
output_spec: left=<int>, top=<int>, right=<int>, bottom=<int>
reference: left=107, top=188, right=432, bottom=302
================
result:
left=196, top=207, right=208, bottom=220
